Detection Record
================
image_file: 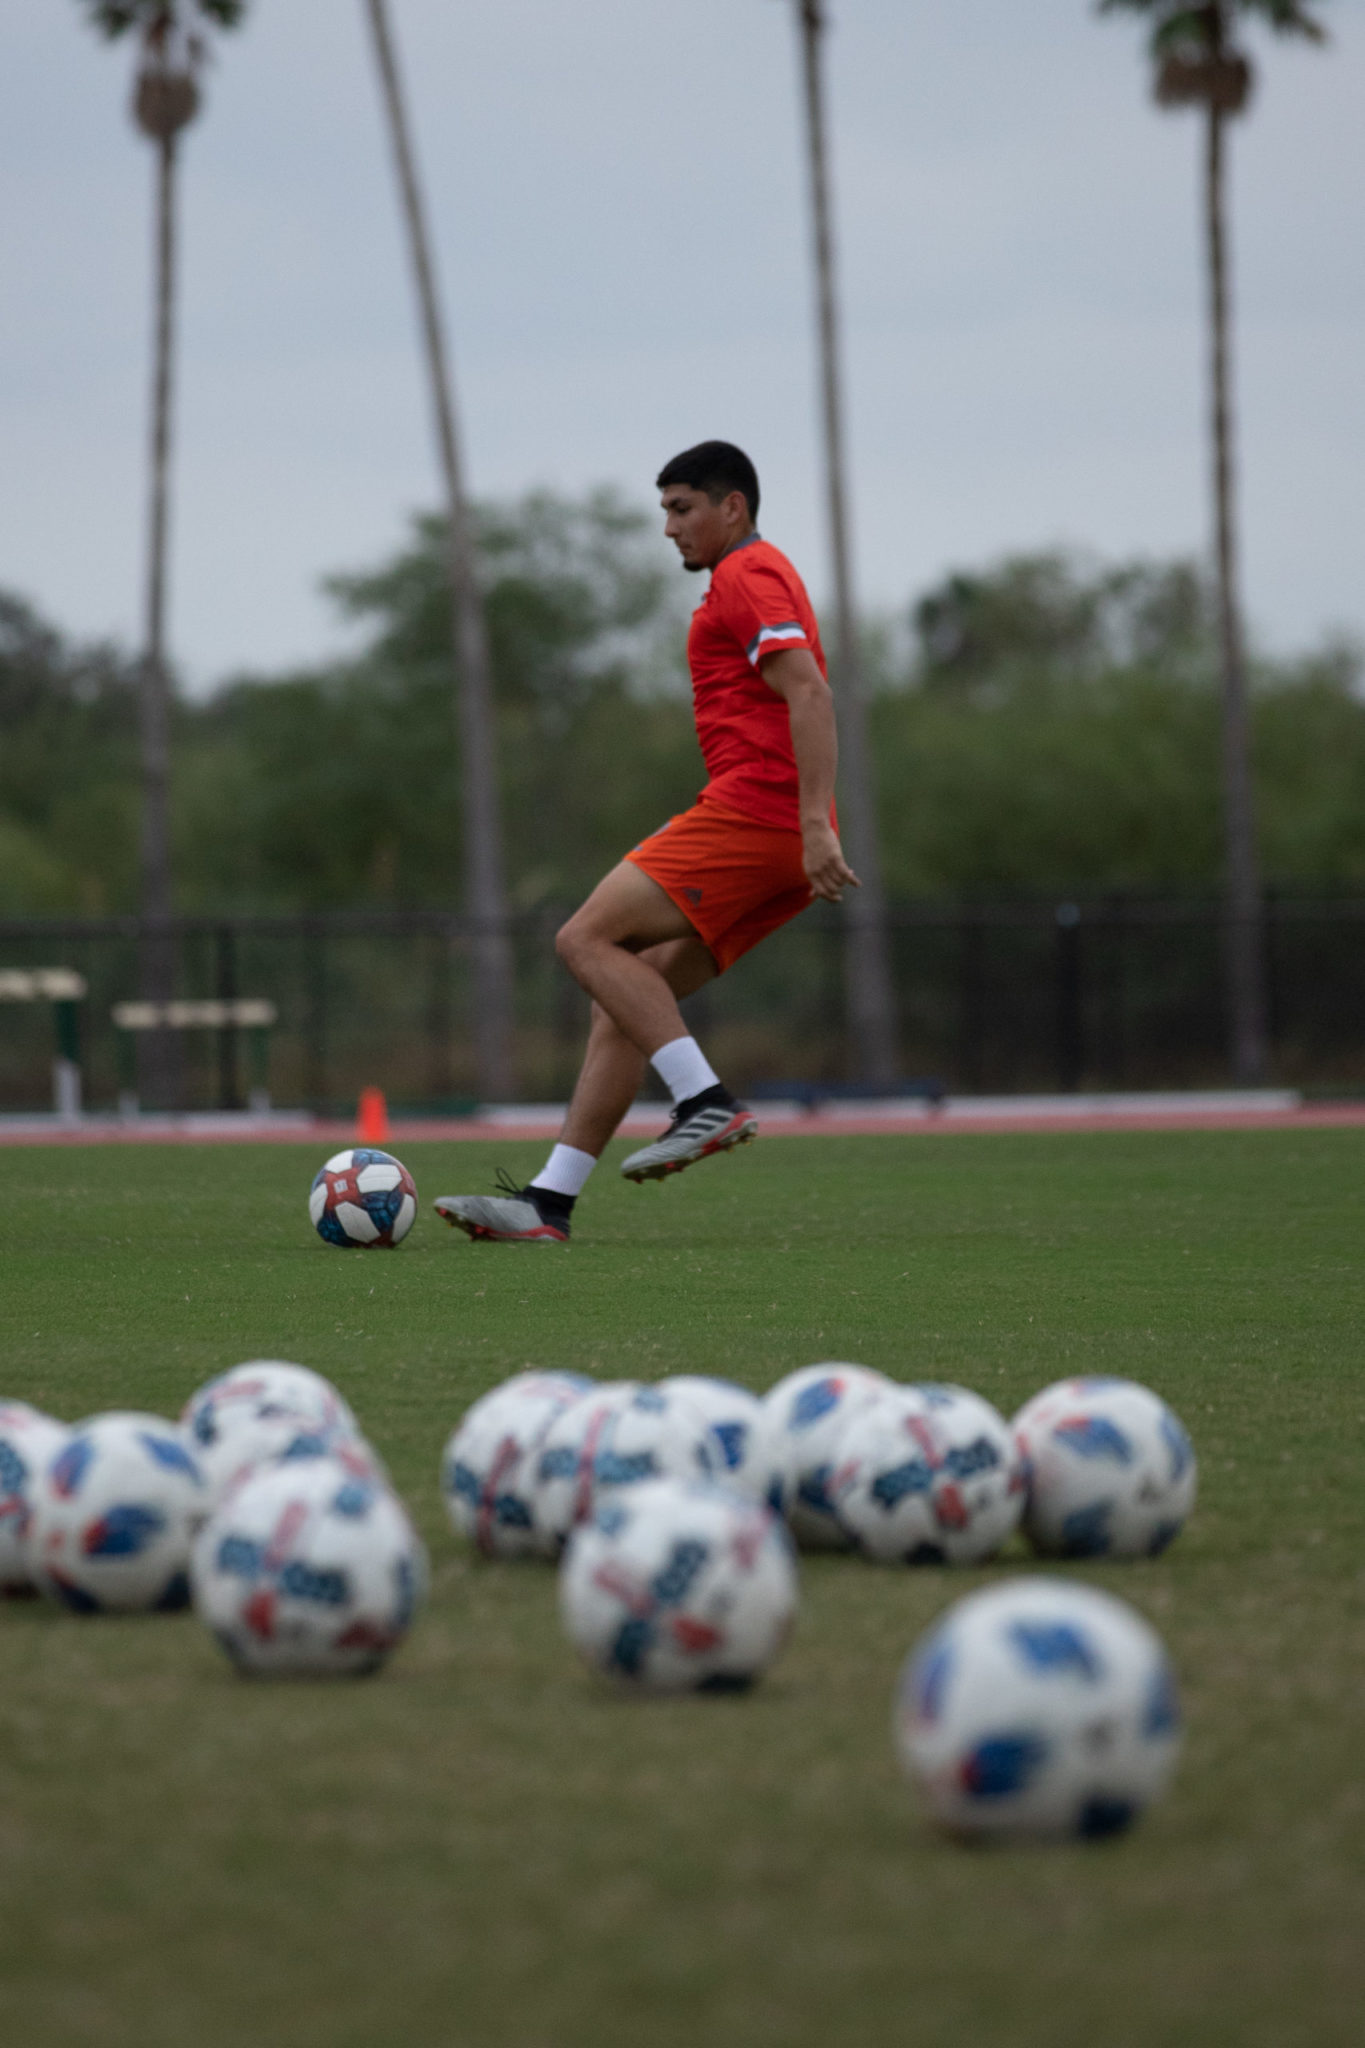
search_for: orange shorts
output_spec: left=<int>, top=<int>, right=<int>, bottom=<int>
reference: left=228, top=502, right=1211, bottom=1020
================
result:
left=625, top=797, right=814, bottom=972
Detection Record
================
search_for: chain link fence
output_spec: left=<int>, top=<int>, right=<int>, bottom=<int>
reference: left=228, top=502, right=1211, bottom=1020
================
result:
left=1, top=893, right=1362, bottom=1113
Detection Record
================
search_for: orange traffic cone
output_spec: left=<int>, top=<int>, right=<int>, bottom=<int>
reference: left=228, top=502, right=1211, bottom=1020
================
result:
left=356, top=1086, right=390, bottom=1145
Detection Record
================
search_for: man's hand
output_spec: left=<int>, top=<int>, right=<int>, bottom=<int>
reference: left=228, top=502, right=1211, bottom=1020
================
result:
left=761, top=647, right=859, bottom=901
left=802, top=818, right=860, bottom=903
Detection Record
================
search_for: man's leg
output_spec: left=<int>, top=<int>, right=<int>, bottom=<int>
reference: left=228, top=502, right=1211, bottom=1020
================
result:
left=556, top=934, right=719, bottom=1158
left=553, top=860, right=757, bottom=1181
left=512, top=934, right=722, bottom=1222
left=431, top=902, right=734, bottom=1240
left=553, top=861, right=708, bottom=1057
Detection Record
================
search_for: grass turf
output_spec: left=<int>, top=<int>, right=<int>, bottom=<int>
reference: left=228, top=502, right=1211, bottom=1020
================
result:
left=1, top=1129, right=1363, bottom=2048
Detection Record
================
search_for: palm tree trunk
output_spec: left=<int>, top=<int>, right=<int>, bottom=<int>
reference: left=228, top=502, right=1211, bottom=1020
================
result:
left=138, top=128, right=180, bottom=1108
left=1205, top=95, right=1268, bottom=1082
left=796, top=0, right=898, bottom=1087
left=365, top=0, right=515, bottom=1101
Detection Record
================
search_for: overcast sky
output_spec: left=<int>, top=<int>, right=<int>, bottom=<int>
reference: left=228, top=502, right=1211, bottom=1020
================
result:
left=2, top=0, right=1361, bottom=692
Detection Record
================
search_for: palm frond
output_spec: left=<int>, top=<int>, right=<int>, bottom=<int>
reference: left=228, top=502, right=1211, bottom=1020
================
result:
left=76, top=0, right=246, bottom=40
left=1242, top=0, right=1328, bottom=40
left=1096, top=0, right=1330, bottom=48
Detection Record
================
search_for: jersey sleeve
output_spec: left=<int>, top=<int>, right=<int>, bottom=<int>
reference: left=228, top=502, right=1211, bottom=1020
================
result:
left=713, top=557, right=814, bottom=671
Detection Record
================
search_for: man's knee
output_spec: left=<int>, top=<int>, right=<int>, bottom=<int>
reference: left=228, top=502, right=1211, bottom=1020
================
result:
left=555, top=914, right=589, bottom=976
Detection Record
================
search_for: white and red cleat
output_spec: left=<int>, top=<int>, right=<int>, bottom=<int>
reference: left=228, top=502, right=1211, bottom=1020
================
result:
left=620, top=1094, right=758, bottom=1183
left=433, top=1191, right=570, bottom=1244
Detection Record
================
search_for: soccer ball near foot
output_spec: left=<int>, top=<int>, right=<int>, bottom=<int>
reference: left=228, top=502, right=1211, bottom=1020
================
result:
left=309, top=1149, right=417, bottom=1248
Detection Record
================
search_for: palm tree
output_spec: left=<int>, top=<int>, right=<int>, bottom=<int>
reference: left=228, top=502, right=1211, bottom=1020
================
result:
left=363, top=0, right=515, bottom=1101
left=791, top=1, right=898, bottom=1087
left=1099, top=1, right=1329, bottom=1083
left=77, top=0, right=247, bottom=1107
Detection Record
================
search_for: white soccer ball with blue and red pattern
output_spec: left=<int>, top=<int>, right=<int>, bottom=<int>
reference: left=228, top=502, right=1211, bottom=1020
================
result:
left=191, top=1455, right=426, bottom=1677
left=1012, top=1377, right=1198, bottom=1559
left=183, top=1359, right=357, bottom=1463
left=0, top=1401, right=70, bottom=1595
left=26, top=1411, right=207, bottom=1613
left=442, top=1370, right=593, bottom=1559
left=831, top=1383, right=1024, bottom=1565
left=895, top=1577, right=1182, bottom=1839
left=756, top=1362, right=894, bottom=1549
left=531, top=1381, right=724, bottom=1557
left=309, top=1148, right=417, bottom=1248
left=656, top=1376, right=764, bottom=1496
left=198, top=1407, right=386, bottom=1510
left=559, top=1477, right=799, bottom=1692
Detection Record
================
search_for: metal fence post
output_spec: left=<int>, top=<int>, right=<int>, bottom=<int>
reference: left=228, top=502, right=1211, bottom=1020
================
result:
left=215, top=924, right=240, bottom=1111
left=52, top=995, right=83, bottom=1121
left=959, top=916, right=985, bottom=1093
left=305, top=924, right=327, bottom=1114
left=1055, top=902, right=1084, bottom=1093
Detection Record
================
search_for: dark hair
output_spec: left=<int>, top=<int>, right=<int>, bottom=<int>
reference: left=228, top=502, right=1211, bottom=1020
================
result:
left=655, top=440, right=760, bottom=521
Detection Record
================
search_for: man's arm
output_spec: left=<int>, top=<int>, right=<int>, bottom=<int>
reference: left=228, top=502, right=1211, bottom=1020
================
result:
left=760, top=647, right=861, bottom=903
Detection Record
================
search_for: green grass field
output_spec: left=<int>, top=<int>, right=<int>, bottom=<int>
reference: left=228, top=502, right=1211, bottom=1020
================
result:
left=2, top=1130, right=1363, bottom=2048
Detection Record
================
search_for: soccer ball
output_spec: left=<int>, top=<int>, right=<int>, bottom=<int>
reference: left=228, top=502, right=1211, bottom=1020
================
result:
left=656, top=1375, right=765, bottom=1495
left=309, top=1148, right=417, bottom=1248
left=895, top=1577, right=1182, bottom=1839
left=197, top=1407, right=385, bottom=1509
left=831, top=1383, right=1025, bottom=1565
left=1012, top=1377, right=1198, bottom=1559
left=27, top=1411, right=207, bottom=1613
left=0, top=1402, right=70, bottom=1595
left=441, top=1370, right=593, bottom=1560
left=531, top=1382, right=723, bottom=1556
left=559, top=1477, right=799, bottom=1692
left=756, top=1362, right=895, bottom=1549
left=183, top=1360, right=358, bottom=1460
left=191, top=1455, right=426, bottom=1677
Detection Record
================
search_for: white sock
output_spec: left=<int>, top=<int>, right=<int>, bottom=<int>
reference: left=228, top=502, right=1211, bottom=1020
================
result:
left=650, top=1035, right=721, bottom=1108
left=529, top=1143, right=597, bottom=1200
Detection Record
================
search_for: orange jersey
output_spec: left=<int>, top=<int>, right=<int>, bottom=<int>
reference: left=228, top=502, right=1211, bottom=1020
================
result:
left=686, top=535, right=827, bottom=831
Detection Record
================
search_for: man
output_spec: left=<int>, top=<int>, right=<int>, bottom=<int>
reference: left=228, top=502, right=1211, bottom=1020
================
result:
left=434, top=439, right=858, bottom=1243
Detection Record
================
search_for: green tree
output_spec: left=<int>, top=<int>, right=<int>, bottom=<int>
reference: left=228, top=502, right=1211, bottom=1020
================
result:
left=0, top=593, right=140, bottom=913
left=874, top=549, right=1365, bottom=897
left=913, top=554, right=1211, bottom=698
left=1097, top=0, right=1331, bottom=1080
left=174, top=491, right=697, bottom=913
left=9, top=528, right=1365, bottom=928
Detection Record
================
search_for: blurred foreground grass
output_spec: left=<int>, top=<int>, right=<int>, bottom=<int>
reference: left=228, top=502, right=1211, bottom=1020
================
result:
left=1, top=1130, right=1363, bottom=2048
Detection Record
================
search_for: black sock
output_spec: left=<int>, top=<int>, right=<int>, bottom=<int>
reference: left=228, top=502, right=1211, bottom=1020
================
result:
left=673, top=1081, right=737, bottom=1121
left=526, top=1183, right=576, bottom=1222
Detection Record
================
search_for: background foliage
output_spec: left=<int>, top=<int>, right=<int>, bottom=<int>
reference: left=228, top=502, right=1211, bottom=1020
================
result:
left=3, top=490, right=1363, bottom=918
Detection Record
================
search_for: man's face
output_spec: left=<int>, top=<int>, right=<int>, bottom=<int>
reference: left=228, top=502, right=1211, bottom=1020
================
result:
left=660, top=484, right=751, bottom=573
